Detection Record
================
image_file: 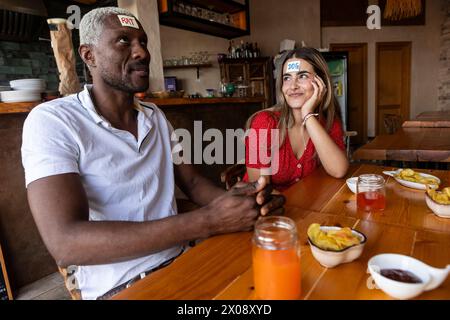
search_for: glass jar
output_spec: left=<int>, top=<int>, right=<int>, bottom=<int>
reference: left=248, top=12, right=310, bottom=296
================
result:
left=252, top=216, right=301, bottom=300
left=356, top=174, right=386, bottom=212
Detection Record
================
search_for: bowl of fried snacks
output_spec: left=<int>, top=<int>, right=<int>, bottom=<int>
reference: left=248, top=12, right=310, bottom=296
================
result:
left=307, top=223, right=367, bottom=268
left=425, top=186, right=450, bottom=219
left=383, top=168, right=440, bottom=190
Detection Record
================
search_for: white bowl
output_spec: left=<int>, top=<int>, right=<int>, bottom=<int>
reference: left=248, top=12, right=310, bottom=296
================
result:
left=308, top=226, right=366, bottom=268
left=425, top=193, right=450, bottom=219
left=368, top=254, right=450, bottom=300
left=0, top=90, right=41, bottom=103
left=346, top=177, right=358, bottom=193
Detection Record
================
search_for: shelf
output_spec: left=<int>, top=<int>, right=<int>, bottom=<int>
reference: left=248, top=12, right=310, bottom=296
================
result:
left=159, top=11, right=248, bottom=39
left=220, top=57, right=270, bottom=63
left=184, top=0, right=245, bottom=14
left=163, top=63, right=212, bottom=69
left=158, top=0, right=249, bottom=39
left=164, top=63, right=213, bottom=79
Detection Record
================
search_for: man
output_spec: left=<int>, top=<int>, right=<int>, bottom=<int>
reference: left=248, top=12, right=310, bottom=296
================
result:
left=21, top=7, right=285, bottom=300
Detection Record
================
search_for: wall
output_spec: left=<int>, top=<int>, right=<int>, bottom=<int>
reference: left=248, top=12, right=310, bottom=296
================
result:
left=438, top=0, right=450, bottom=109
left=322, top=0, right=444, bottom=137
left=0, top=41, right=59, bottom=90
left=238, top=0, right=321, bottom=56
left=159, top=0, right=321, bottom=96
left=160, top=26, right=228, bottom=96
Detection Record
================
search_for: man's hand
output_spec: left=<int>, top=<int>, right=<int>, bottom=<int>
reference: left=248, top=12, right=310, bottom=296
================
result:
left=230, top=176, right=286, bottom=216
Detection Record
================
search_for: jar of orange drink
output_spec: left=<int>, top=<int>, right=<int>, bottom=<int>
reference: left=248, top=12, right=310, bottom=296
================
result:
left=252, top=216, right=301, bottom=300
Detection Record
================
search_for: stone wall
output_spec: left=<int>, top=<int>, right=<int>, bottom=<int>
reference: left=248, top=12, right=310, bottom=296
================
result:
left=0, top=39, right=85, bottom=92
left=439, top=0, right=450, bottom=110
left=0, top=41, right=59, bottom=90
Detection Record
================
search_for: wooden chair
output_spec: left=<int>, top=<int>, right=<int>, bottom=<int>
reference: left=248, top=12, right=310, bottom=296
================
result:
left=58, top=266, right=82, bottom=300
left=344, top=131, right=358, bottom=160
left=383, top=114, right=402, bottom=134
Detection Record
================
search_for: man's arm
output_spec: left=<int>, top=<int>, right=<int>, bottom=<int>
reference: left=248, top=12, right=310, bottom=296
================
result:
left=175, top=163, right=285, bottom=216
left=27, top=173, right=260, bottom=268
left=174, top=163, right=225, bottom=206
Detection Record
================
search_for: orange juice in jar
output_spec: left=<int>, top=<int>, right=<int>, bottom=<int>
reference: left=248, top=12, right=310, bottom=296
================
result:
left=252, top=216, right=301, bottom=300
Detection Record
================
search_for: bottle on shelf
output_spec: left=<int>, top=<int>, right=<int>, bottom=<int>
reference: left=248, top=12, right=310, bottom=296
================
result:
left=254, top=42, right=261, bottom=58
left=228, top=40, right=234, bottom=58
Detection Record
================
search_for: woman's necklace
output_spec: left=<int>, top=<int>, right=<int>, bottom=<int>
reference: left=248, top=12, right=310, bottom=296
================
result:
left=300, top=126, right=308, bottom=155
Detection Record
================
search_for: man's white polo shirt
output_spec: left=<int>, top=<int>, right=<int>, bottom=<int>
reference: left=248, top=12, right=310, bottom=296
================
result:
left=21, top=85, right=184, bottom=300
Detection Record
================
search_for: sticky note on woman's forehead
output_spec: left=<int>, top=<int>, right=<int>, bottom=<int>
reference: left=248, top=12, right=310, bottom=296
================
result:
left=286, top=61, right=301, bottom=72
left=118, top=15, right=139, bottom=29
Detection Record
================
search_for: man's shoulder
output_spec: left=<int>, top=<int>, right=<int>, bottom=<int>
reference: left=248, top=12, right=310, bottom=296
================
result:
left=29, top=93, right=81, bottom=118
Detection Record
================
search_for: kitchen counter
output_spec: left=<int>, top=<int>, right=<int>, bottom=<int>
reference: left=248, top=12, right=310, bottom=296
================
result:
left=0, top=101, right=39, bottom=114
left=143, top=96, right=266, bottom=106
left=0, top=97, right=267, bottom=115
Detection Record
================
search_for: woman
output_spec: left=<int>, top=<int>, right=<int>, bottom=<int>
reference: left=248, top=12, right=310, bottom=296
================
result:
left=244, top=48, right=349, bottom=191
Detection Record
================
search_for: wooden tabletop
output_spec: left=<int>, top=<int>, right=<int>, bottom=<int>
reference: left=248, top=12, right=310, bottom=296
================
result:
left=113, top=164, right=450, bottom=300
left=352, top=127, right=450, bottom=162
left=403, top=110, right=450, bottom=128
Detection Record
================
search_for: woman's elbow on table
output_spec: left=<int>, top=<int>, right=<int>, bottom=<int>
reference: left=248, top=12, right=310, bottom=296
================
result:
left=326, top=160, right=349, bottom=179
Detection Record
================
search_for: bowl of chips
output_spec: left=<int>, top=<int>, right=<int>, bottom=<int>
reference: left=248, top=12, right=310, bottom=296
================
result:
left=307, top=224, right=367, bottom=268
left=383, top=169, right=440, bottom=190
left=425, top=187, right=450, bottom=219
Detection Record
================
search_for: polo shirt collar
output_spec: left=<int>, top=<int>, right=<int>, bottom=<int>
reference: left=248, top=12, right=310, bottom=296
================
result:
left=77, top=85, right=154, bottom=126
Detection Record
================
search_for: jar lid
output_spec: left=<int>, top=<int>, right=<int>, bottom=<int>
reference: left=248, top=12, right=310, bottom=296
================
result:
left=357, top=174, right=385, bottom=187
left=253, top=216, right=297, bottom=250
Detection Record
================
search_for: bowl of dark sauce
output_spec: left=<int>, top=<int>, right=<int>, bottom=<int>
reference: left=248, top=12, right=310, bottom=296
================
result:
left=380, top=269, right=422, bottom=284
left=368, top=254, right=450, bottom=300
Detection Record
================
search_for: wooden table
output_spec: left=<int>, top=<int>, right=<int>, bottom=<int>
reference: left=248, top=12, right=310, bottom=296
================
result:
left=353, top=127, right=450, bottom=162
left=403, top=110, right=450, bottom=128
left=113, top=164, right=450, bottom=300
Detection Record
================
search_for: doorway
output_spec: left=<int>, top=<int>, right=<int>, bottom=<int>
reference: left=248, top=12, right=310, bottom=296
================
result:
left=376, top=42, right=411, bottom=135
left=330, top=43, right=368, bottom=145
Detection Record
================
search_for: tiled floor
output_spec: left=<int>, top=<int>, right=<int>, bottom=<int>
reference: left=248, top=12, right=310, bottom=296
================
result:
left=16, top=272, right=71, bottom=300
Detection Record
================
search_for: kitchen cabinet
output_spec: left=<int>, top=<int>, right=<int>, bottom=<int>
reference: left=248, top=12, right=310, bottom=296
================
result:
left=219, top=57, right=274, bottom=108
left=157, top=0, right=250, bottom=39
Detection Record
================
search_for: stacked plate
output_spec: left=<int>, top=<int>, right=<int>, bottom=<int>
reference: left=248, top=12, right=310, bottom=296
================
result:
left=0, top=90, right=42, bottom=103
left=10, top=78, right=46, bottom=91
left=0, top=79, right=46, bottom=103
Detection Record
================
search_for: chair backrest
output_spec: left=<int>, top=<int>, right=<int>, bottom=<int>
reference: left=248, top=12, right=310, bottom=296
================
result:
left=383, top=114, right=402, bottom=134
left=58, top=267, right=82, bottom=300
left=344, top=131, right=358, bottom=159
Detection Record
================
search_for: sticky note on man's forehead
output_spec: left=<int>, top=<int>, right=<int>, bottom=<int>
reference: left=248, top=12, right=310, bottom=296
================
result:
left=118, top=15, right=139, bottom=29
left=286, top=61, right=301, bottom=73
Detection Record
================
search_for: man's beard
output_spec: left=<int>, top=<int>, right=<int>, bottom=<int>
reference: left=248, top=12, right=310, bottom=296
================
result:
left=100, top=68, right=149, bottom=93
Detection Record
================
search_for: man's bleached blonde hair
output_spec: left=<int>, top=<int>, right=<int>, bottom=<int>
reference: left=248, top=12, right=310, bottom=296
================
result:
left=79, top=7, right=137, bottom=46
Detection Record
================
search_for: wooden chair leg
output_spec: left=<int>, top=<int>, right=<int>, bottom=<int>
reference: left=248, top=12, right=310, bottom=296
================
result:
left=58, top=266, right=82, bottom=300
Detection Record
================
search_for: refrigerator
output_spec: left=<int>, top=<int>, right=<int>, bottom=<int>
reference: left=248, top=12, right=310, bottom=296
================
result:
left=321, top=51, right=349, bottom=132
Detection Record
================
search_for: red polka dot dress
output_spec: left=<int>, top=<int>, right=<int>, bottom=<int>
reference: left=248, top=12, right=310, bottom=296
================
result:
left=243, top=111, right=345, bottom=191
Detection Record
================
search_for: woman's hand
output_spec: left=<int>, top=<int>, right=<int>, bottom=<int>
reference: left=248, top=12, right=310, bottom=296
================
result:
left=301, top=75, right=327, bottom=119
